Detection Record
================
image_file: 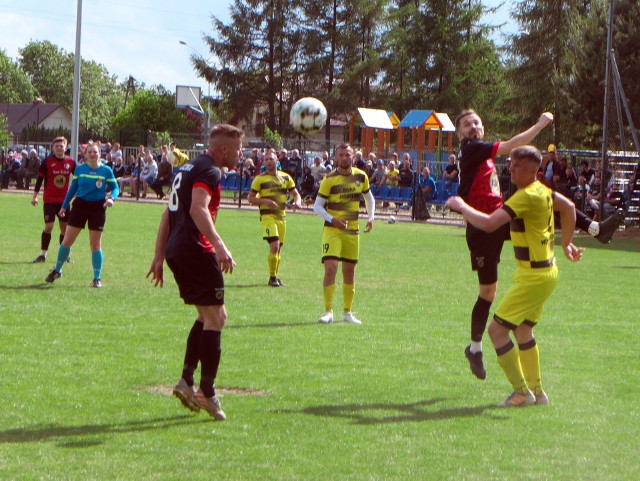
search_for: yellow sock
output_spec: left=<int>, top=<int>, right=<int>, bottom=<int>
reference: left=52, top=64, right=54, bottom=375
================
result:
left=343, top=283, right=355, bottom=313
left=496, top=344, right=528, bottom=393
left=323, top=284, right=336, bottom=311
left=268, top=254, right=277, bottom=277
left=519, top=343, right=543, bottom=395
left=275, top=254, right=281, bottom=277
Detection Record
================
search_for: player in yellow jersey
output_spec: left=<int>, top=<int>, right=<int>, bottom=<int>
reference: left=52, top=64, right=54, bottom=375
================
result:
left=248, top=150, right=301, bottom=287
left=446, top=145, right=583, bottom=407
left=313, top=143, right=375, bottom=325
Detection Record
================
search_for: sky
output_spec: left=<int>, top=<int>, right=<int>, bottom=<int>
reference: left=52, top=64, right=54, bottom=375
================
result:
left=0, top=0, right=515, bottom=100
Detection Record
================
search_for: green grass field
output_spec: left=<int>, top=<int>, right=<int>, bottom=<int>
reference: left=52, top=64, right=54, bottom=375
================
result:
left=1, top=192, right=639, bottom=481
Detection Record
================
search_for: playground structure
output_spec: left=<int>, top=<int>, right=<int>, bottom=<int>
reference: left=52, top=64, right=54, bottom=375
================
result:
left=348, top=107, right=455, bottom=169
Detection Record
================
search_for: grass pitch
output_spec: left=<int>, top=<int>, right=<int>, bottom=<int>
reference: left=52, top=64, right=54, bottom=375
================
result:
left=0, top=192, right=639, bottom=480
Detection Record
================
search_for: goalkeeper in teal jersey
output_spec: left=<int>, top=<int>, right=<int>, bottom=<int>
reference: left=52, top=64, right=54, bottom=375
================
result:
left=45, top=144, right=119, bottom=288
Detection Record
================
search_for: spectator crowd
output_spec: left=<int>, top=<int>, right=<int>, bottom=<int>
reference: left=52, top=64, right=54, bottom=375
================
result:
left=4, top=139, right=636, bottom=219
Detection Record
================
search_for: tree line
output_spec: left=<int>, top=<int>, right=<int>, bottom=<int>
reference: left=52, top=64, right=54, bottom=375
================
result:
left=202, top=0, right=639, bottom=148
left=0, top=41, right=199, bottom=146
left=1, top=0, right=638, bottom=150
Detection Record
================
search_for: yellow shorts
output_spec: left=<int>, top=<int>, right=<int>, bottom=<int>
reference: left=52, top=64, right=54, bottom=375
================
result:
left=321, top=226, right=359, bottom=263
left=261, top=217, right=286, bottom=244
left=494, top=263, right=558, bottom=329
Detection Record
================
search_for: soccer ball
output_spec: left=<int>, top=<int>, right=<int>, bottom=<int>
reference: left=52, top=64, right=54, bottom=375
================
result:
left=388, top=215, right=396, bottom=224
left=290, top=97, right=327, bottom=135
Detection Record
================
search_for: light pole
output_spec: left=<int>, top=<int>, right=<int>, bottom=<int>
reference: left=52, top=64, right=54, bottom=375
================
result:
left=179, top=41, right=211, bottom=147
left=71, top=0, right=83, bottom=162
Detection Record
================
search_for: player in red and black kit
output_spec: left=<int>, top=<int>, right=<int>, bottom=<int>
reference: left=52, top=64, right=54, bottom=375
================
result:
left=455, top=110, right=624, bottom=381
left=147, top=124, right=243, bottom=421
left=31, top=136, right=76, bottom=263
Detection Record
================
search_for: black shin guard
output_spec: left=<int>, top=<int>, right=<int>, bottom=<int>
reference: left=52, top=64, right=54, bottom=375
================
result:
left=199, top=330, right=221, bottom=397
left=471, top=296, right=492, bottom=342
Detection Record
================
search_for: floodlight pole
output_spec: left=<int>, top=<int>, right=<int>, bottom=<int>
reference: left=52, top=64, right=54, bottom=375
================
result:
left=600, top=0, right=614, bottom=221
left=610, top=54, right=640, bottom=152
left=70, top=0, right=82, bottom=162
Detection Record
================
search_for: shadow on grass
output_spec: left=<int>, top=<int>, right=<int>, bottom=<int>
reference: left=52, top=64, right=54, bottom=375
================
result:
left=0, top=283, right=55, bottom=290
left=0, top=415, right=208, bottom=447
left=226, top=283, right=271, bottom=289
left=299, top=398, right=504, bottom=425
left=575, top=235, right=640, bottom=253
left=227, top=321, right=315, bottom=329
left=0, top=283, right=93, bottom=291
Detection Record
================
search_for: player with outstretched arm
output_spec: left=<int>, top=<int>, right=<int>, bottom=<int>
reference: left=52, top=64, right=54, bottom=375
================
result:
left=446, top=145, right=583, bottom=407
left=454, top=109, right=624, bottom=381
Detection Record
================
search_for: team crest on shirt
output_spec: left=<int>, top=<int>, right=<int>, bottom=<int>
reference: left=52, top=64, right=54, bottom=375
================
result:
left=53, top=174, right=67, bottom=188
left=490, top=171, right=500, bottom=195
left=355, top=180, right=361, bottom=187
left=64, top=163, right=70, bottom=170
left=96, top=179, right=103, bottom=189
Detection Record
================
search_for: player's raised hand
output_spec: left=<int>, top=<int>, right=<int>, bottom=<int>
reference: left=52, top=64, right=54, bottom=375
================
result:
left=539, top=112, right=554, bottom=127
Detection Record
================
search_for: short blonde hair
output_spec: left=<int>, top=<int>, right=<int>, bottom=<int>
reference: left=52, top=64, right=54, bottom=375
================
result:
left=511, top=145, right=542, bottom=166
left=210, top=124, right=244, bottom=140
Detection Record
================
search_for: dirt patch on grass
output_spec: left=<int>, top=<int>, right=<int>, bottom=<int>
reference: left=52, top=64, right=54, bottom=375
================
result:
left=147, top=385, right=270, bottom=397
left=617, top=226, right=640, bottom=239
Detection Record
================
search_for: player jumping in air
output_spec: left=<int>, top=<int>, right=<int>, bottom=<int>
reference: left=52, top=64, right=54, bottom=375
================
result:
left=447, top=145, right=583, bottom=406
left=454, top=110, right=624, bottom=380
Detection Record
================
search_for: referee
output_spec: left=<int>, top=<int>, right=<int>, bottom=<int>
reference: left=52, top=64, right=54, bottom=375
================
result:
left=44, top=144, right=119, bottom=287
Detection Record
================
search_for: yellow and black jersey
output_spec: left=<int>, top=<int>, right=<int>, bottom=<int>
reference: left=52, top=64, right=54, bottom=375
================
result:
left=502, top=180, right=555, bottom=269
left=386, top=168, right=400, bottom=186
left=250, top=171, right=296, bottom=220
left=317, top=167, right=370, bottom=231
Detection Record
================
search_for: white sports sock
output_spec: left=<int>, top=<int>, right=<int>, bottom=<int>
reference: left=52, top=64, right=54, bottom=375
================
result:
left=470, top=341, right=482, bottom=353
left=588, top=221, right=599, bottom=236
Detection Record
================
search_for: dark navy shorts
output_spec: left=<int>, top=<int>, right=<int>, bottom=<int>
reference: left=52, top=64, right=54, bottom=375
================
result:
left=167, top=252, right=224, bottom=306
left=68, top=198, right=106, bottom=231
left=466, top=222, right=510, bottom=285
left=43, top=203, right=68, bottom=223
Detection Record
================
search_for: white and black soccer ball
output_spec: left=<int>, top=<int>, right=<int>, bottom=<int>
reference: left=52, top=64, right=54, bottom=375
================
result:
left=387, top=215, right=396, bottom=224
left=290, top=97, right=327, bottom=135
